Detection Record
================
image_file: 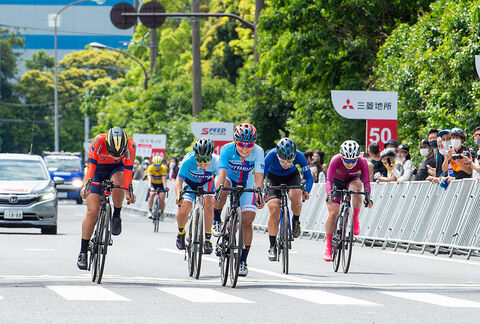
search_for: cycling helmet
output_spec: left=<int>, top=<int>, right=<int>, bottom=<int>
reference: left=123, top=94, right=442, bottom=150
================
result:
left=105, top=127, right=128, bottom=157
left=142, top=159, right=150, bottom=166
left=234, top=123, right=257, bottom=142
left=339, top=140, right=360, bottom=159
left=193, top=138, right=214, bottom=157
left=152, top=155, right=162, bottom=165
left=276, top=138, right=297, bottom=161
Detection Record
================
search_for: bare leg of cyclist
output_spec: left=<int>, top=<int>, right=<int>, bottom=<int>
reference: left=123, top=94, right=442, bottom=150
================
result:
left=213, top=179, right=230, bottom=236
left=241, top=211, right=255, bottom=263
left=267, top=198, right=280, bottom=246
left=289, top=188, right=303, bottom=238
left=203, top=196, right=214, bottom=238
left=147, top=189, right=155, bottom=212
left=110, top=172, right=125, bottom=235
left=81, top=194, right=101, bottom=241
left=159, top=192, right=166, bottom=212
left=324, top=203, right=340, bottom=262
left=175, top=200, right=192, bottom=250
left=349, top=180, right=363, bottom=235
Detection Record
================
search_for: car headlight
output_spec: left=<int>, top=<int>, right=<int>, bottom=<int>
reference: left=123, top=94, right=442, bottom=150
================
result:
left=72, top=179, right=83, bottom=188
left=41, top=192, right=56, bottom=201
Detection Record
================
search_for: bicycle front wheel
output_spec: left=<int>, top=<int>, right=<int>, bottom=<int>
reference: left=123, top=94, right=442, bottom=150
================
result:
left=97, top=203, right=111, bottom=284
left=194, top=207, right=204, bottom=279
left=186, top=212, right=194, bottom=277
left=229, top=207, right=243, bottom=288
left=153, top=197, right=160, bottom=232
left=342, top=208, right=354, bottom=273
left=332, top=214, right=343, bottom=272
left=219, top=212, right=230, bottom=286
left=281, top=209, right=289, bottom=274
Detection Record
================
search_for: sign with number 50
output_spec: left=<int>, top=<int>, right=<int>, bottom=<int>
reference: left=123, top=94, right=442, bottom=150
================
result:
left=366, top=120, right=397, bottom=151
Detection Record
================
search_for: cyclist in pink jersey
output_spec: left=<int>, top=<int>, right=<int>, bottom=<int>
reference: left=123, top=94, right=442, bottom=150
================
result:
left=324, top=140, right=373, bottom=262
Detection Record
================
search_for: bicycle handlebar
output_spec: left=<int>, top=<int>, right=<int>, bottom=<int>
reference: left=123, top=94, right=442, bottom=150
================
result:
left=329, top=186, right=371, bottom=207
left=84, top=179, right=133, bottom=201
left=214, top=185, right=263, bottom=206
left=178, top=186, right=216, bottom=201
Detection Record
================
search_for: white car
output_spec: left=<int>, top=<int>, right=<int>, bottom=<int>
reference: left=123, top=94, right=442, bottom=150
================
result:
left=0, top=154, right=63, bottom=234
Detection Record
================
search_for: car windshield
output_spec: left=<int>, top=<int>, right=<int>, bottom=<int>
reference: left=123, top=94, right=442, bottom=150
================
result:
left=45, top=158, right=82, bottom=172
left=0, top=160, right=49, bottom=181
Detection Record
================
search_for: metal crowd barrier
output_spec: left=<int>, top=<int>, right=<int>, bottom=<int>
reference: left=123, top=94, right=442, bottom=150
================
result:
left=126, top=179, right=480, bottom=259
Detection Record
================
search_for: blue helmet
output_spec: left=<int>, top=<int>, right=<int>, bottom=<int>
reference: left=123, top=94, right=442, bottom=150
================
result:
left=234, top=123, right=257, bottom=142
left=276, top=137, right=296, bottom=161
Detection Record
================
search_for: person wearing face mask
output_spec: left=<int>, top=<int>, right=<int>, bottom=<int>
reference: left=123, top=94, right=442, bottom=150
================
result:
left=168, top=157, right=179, bottom=180
left=414, top=140, right=436, bottom=181
left=392, top=144, right=414, bottom=183
left=442, top=128, right=473, bottom=179
left=459, top=126, right=480, bottom=179
left=377, top=148, right=399, bottom=182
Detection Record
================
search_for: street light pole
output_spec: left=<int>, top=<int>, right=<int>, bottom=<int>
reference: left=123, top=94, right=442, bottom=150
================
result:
left=53, top=0, right=105, bottom=152
left=89, top=42, right=149, bottom=90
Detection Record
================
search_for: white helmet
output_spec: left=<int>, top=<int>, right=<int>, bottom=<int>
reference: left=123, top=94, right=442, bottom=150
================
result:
left=340, top=140, right=360, bottom=159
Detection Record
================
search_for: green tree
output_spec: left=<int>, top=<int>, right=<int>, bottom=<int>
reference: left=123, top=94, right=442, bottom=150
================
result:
left=25, top=50, right=54, bottom=72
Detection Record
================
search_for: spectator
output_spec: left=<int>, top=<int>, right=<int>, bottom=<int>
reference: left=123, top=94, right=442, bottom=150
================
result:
left=368, top=142, right=387, bottom=182
left=318, top=164, right=327, bottom=183
left=442, top=128, right=473, bottom=179
left=384, top=139, right=398, bottom=150
left=168, top=157, right=179, bottom=180
left=428, top=129, right=439, bottom=149
left=142, top=158, right=150, bottom=178
left=304, top=150, right=314, bottom=164
left=414, top=140, right=436, bottom=181
left=472, top=127, right=480, bottom=179
left=377, top=148, right=399, bottom=182
left=429, top=129, right=451, bottom=178
left=132, top=160, right=144, bottom=180
left=309, top=149, right=324, bottom=182
left=394, top=144, right=414, bottom=183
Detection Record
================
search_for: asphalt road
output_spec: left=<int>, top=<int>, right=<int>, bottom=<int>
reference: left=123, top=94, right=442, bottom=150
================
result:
left=0, top=201, right=479, bottom=323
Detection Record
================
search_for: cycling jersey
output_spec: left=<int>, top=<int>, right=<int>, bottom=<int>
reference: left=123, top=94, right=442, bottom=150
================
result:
left=264, top=148, right=313, bottom=193
left=85, top=134, right=136, bottom=190
left=178, top=151, right=219, bottom=188
left=326, top=154, right=371, bottom=196
left=218, top=142, right=265, bottom=187
left=147, top=164, right=167, bottom=184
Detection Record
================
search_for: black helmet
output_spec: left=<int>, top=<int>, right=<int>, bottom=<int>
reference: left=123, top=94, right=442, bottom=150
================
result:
left=105, top=127, right=128, bottom=158
left=193, top=138, right=214, bottom=157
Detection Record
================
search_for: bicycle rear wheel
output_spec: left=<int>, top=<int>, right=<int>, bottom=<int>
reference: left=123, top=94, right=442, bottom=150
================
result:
left=96, top=203, right=111, bottom=284
left=194, top=207, right=204, bottom=279
left=281, top=208, right=289, bottom=274
left=332, top=214, right=343, bottom=272
left=229, top=207, right=243, bottom=288
left=342, top=208, right=354, bottom=273
left=186, top=211, right=194, bottom=277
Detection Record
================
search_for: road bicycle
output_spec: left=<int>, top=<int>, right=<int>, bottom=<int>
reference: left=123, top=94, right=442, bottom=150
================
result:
left=330, top=187, right=369, bottom=273
left=215, top=185, right=262, bottom=288
left=178, top=185, right=215, bottom=279
left=84, top=179, right=132, bottom=284
left=151, top=187, right=169, bottom=233
left=264, top=181, right=305, bottom=274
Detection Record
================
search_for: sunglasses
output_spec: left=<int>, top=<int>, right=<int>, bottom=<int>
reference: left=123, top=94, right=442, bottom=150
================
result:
left=195, top=156, right=212, bottom=163
left=236, top=141, right=254, bottom=148
left=279, top=158, right=294, bottom=165
left=343, top=158, right=358, bottom=164
left=153, top=164, right=161, bottom=167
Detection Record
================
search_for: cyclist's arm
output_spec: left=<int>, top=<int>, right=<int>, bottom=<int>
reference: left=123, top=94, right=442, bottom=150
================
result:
left=263, top=150, right=273, bottom=179
left=359, top=158, right=371, bottom=195
left=325, top=155, right=340, bottom=195
left=162, top=175, right=168, bottom=187
left=175, top=177, right=183, bottom=198
left=122, top=139, right=136, bottom=189
left=297, top=152, right=313, bottom=193
left=215, top=170, right=228, bottom=190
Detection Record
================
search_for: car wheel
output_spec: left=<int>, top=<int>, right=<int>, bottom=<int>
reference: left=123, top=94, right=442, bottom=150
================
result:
left=41, top=226, right=57, bottom=235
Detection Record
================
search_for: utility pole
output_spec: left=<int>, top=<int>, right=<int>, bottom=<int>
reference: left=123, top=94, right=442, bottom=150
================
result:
left=0, top=39, right=2, bottom=152
left=192, top=0, right=202, bottom=115
left=149, top=28, right=157, bottom=78
left=254, top=0, right=264, bottom=63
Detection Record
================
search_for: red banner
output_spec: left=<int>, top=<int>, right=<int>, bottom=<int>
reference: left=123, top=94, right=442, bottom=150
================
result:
left=366, top=119, right=398, bottom=152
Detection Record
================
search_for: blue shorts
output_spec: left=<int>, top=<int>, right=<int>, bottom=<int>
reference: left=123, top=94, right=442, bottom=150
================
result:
left=226, top=177, right=257, bottom=213
left=91, top=163, right=124, bottom=195
left=184, top=178, right=215, bottom=203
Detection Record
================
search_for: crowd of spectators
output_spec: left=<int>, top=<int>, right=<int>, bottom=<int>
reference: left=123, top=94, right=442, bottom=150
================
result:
left=304, top=149, right=327, bottom=183
left=132, top=156, right=181, bottom=181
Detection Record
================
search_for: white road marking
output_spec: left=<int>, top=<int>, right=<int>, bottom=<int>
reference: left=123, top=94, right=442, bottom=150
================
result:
left=48, top=285, right=130, bottom=301
left=382, top=251, right=480, bottom=267
left=269, top=289, right=378, bottom=306
left=24, top=248, right=54, bottom=251
left=382, top=292, right=480, bottom=308
left=157, top=248, right=313, bottom=283
left=158, top=287, right=253, bottom=303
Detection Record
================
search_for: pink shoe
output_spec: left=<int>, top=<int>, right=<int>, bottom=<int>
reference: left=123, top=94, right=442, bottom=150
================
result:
left=353, top=216, right=360, bottom=236
left=323, top=247, right=332, bottom=262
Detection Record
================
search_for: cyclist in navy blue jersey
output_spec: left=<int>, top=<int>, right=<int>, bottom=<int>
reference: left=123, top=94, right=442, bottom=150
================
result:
left=264, top=138, right=312, bottom=260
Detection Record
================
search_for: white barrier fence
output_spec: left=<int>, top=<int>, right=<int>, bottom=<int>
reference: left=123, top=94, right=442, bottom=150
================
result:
left=126, top=179, right=480, bottom=259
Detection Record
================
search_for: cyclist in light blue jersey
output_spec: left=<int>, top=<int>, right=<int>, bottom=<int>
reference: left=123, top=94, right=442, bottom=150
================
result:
left=175, top=138, right=218, bottom=255
left=264, top=138, right=313, bottom=260
left=214, top=123, right=265, bottom=277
